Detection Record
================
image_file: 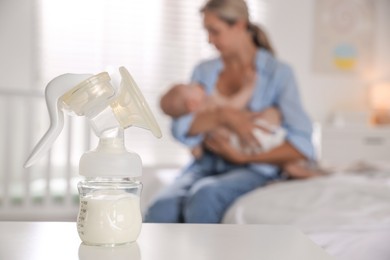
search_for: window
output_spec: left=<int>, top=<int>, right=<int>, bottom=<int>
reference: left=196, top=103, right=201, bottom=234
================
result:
left=37, top=0, right=267, bottom=167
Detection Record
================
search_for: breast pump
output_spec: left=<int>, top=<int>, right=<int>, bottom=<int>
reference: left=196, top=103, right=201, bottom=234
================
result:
left=24, top=67, right=162, bottom=246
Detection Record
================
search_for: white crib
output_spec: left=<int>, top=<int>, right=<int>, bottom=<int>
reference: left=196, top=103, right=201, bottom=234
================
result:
left=0, top=89, right=183, bottom=221
left=0, top=89, right=92, bottom=221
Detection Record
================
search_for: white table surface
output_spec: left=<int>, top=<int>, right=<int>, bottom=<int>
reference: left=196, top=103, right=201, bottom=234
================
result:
left=0, top=222, right=334, bottom=260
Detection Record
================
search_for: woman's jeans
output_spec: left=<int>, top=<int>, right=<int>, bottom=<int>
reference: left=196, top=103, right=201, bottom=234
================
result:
left=144, top=154, right=279, bottom=223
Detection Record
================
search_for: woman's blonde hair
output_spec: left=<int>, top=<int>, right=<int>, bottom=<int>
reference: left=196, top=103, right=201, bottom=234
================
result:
left=200, top=0, right=274, bottom=55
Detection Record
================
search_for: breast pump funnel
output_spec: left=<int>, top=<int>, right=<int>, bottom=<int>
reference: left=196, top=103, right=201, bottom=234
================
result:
left=24, top=66, right=162, bottom=246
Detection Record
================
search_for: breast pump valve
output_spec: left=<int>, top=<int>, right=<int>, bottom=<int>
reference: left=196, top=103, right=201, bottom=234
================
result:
left=24, top=67, right=162, bottom=246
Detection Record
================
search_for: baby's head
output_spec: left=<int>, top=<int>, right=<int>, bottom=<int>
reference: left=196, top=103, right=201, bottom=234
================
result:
left=160, top=83, right=206, bottom=118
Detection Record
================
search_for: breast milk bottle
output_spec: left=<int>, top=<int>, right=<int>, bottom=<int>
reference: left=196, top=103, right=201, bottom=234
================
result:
left=76, top=128, right=144, bottom=246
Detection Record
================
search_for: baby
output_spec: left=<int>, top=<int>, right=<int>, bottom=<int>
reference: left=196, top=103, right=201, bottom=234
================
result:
left=160, top=83, right=286, bottom=157
left=160, top=83, right=324, bottom=178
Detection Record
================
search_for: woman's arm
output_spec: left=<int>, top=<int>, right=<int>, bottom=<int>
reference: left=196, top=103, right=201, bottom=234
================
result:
left=275, top=65, right=315, bottom=162
left=186, top=106, right=223, bottom=135
left=171, top=101, right=257, bottom=148
left=191, top=106, right=266, bottom=150
left=205, top=64, right=315, bottom=166
left=247, top=142, right=306, bottom=164
left=204, top=132, right=305, bottom=165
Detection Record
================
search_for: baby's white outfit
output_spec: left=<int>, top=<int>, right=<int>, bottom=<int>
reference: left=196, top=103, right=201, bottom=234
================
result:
left=230, top=119, right=286, bottom=154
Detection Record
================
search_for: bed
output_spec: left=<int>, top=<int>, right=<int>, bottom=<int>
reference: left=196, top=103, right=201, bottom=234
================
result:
left=222, top=165, right=390, bottom=260
left=142, top=163, right=390, bottom=260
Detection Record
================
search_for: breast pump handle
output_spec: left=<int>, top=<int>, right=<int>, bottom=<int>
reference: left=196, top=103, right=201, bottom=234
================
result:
left=24, top=74, right=92, bottom=168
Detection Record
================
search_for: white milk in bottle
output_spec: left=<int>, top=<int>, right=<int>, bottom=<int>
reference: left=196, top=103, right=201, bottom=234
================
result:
left=77, top=190, right=142, bottom=246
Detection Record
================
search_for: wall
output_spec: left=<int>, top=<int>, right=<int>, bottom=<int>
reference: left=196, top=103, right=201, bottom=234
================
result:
left=0, top=0, right=389, bottom=120
left=265, top=0, right=390, bottom=123
left=0, top=0, right=35, bottom=90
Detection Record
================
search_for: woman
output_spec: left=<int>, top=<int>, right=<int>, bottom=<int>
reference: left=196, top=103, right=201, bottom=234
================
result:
left=144, top=0, right=315, bottom=223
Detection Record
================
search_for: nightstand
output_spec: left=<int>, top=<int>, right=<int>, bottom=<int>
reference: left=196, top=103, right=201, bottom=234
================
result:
left=320, top=125, right=390, bottom=165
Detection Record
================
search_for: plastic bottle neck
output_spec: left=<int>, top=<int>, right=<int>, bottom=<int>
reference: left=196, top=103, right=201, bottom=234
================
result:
left=97, top=128, right=125, bottom=151
left=79, top=128, right=142, bottom=178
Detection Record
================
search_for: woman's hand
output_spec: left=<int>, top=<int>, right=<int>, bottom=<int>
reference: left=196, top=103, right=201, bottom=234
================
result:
left=204, top=132, right=249, bottom=164
left=219, top=107, right=264, bottom=151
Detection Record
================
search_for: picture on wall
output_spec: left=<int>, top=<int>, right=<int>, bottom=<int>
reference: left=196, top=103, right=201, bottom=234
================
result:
left=312, top=0, right=375, bottom=74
